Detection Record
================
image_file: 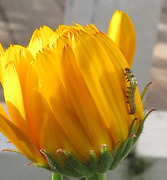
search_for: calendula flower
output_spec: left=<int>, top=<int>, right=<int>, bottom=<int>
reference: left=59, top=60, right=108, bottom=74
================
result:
left=0, top=10, right=150, bottom=180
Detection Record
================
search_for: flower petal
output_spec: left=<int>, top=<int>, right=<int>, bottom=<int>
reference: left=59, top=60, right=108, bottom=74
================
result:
left=0, top=104, right=45, bottom=164
left=32, top=45, right=98, bottom=160
left=0, top=43, right=4, bottom=83
left=28, top=26, right=55, bottom=57
left=0, top=43, right=4, bottom=55
left=24, top=67, right=63, bottom=152
left=72, top=30, right=130, bottom=144
left=61, top=45, right=113, bottom=153
left=0, top=45, right=23, bottom=85
left=108, top=10, right=136, bottom=67
left=94, top=32, right=143, bottom=122
left=3, top=62, right=28, bottom=134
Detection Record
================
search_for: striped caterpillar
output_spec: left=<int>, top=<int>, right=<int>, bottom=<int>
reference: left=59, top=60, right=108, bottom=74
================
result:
left=124, top=68, right=138, bottom=115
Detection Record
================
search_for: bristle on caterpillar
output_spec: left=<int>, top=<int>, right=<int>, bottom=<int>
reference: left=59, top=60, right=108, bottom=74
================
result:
left=124, top=68, right=138, bottom=115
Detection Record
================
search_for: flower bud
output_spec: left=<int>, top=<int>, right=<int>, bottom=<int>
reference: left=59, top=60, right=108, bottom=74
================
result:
left=0, top=10, right=150, bottom=178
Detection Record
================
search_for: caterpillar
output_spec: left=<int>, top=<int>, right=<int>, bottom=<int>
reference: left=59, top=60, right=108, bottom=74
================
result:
left=124, top=68, right=138, bottom=115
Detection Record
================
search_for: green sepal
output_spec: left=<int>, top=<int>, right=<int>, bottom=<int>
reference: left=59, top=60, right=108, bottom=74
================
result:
left=141, top=82, right=152, bottom=101
left=110, top=119, right=138, bottom=170
left=121, top=135, right=136, bottom=159
left=134, top=108, right=155, bottom=145
left=89, top=150, right=99, bottom=172
left=111, top=143, right=119, bottom=157
left=98, top=145, right=113, bottom=173
left=65, top=151, right=93, bottom=177
left=41, top=150, right=83, bottom=178
left=34, top=163, right=51, bottom=171
left=122, top=119, right=139, bottom=156
left=129, top=118, right=138, bottom=135
left=110, top=138, right=129, bottom=170
left=57, top=153, right=74, bottom=171
left=2, top=148, right=23, bottom=154
left=133, top=123, right=143, bottom=145
left=143, top=109, right=156, bottom=122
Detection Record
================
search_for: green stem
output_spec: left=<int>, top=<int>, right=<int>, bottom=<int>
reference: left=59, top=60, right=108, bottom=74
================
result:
left=51, top=172, right=63, bottom=180
left=86, top=173, right=106, bottom=180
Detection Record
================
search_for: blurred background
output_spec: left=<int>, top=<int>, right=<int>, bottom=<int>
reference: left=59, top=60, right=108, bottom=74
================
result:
left=0, top=0, right=167, bottom=179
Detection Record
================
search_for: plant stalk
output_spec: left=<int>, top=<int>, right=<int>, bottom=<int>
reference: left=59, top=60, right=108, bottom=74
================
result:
left=86, top=173, right=106, bottom=180
left=52, top=172, right=63, bottom=180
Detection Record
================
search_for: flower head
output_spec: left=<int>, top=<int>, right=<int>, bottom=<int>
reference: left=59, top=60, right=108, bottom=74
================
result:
left=0, top=10, right=145, bottom=177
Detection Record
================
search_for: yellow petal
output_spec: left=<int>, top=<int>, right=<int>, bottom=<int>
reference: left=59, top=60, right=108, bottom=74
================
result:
left=15, top=48, right=33, bottom=90
left=0, top=45, right=23, bottom=85
left=108, top=10, right=136, bottom=67
left=24, top=67, right=63, bottom=151
left=28, top=26, right=54, bottom=57
left=3, top=62, right=28, bottom=135
left=134, top=88, right=144, bottom=120
left=0, top=43, right=4, bottom=55
left=0, top=104, right=45, bottom=164
left=32, top=45, right=96, bottom=160
left=0, top=103, right=9, bottom=119
left=0, top=43, right=4, bottom=83
left=61, top=45, right=113, bottom=154
left=27, top=35, right=42, bottom=58
left=95, top=32, right=143, bottom=122
left=1, top=47, right=34, bottom=130
left=72, top=30, right=130, bottom=144
left=24, top=72, right=79, bottom=158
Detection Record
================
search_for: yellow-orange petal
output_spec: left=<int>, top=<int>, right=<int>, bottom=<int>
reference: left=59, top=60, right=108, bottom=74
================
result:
left=27, top=35, right=42, bottom=58
left=0, top=104, right=45, bottom=164
left=61, top=45, right=113, bottom=154
left=25, top=70, right=79, bottom=158
left=3, top=62, right=28, bottom=134
left=93, top=32, right=143, bottom=124
left=24, top=67, right=62, bottom=151
left=0, top=103, right=9, bottom=120
left=108, top=10, right=136, bottom=68
left=0, top=43, right=4, bottom=55
left=0, top=45, right=23, bottom=85
left=134, top=88, right=144, bottom=120
left=32, top=45, right=96, bottom=160
left=0, top=43, right=4, bottom=83
left=28, top=26, right=54, bottom=57
left=72, top=30, right=130, bottom=144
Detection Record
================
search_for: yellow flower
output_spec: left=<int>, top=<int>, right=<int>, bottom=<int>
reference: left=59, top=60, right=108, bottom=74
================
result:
left=0, top=10, right=143, bottom=175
